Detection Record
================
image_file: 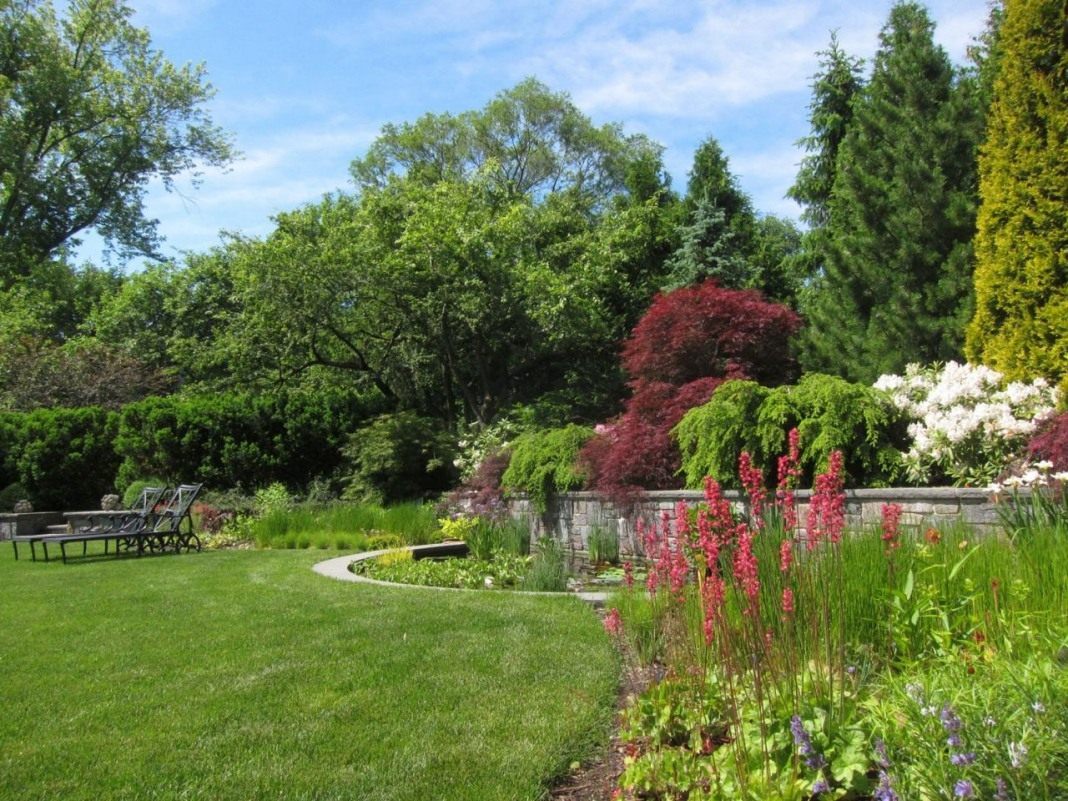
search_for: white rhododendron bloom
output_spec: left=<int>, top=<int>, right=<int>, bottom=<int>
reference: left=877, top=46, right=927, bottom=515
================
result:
left=874, top=361, right=1059, bottom=486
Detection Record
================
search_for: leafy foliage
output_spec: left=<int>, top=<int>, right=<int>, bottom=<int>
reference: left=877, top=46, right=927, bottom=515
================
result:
left=340, top=412, right=456, bottom=505
left=0, top=337, right=171, bottom=411
left=965, top=0, right=1068, bottom=386
left=583, top=280, right=801, bottom=495
left=0, top=0, right=233, bottom=279
left=351, top=77, right=662, bottom=204
left=622, top=280, right=802, bottom=387
left=0, top=406, right=119, bottom=509
left=1027, top=411, right=1068, bottom=472
left=676, top=375, right=907, bottom=489
left=500, top=424, right=594, bottom=512
left=114, top=391, right=380, bottom=493
left=673, top=380, right=771, bottom=487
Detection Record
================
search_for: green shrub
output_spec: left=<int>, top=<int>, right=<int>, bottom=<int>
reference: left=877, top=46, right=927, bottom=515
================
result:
left=122, top=478, right=166, bottom=509
left=340, top=412, right=456, bottom=505
left=0, top=482, right=29, bottom=512
left=500, top=424, right=593, bottom=512
left=115, top=390, right=382, bottom=492
left=675, top=374, right=906, bottom=488
left=673, top=380, right=770, bottom=487
left=5, top=406, right=119, bottom=509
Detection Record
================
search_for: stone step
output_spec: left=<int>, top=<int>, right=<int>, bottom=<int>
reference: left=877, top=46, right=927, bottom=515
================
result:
left=42, top=524, right=70, bottom=535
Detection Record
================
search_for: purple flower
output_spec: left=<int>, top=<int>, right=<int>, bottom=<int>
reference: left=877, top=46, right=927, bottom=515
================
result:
left=950, top=752, right=976, bottom=766
left=954, top=779, right=975, bottom=798
left=790, top=715, right=814, bottom=755
left=812, top=778, right=830, bottom=795
left=874, top=738, right=891, bottom=769
left=789, top=715, right=826, bottom=770
left=995, top=777, right=1010, bottom=801
left=941, top=705, right=963, bottom=732
left=874, top=770, right=899, bottom=801
left=947, top=733, right=963, bottom=749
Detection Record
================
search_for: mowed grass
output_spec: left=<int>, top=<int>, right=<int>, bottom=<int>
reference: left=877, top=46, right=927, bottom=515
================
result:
left=0, top=547, right=619, bottom=801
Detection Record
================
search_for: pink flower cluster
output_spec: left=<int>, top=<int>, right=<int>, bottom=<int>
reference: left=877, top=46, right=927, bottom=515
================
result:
left=806, top=450, right=846, bottom=548
left=640, top=510, right=690, bottom=601
left=739, top=451, right=766, bottom=529
left=776, top=428, right=802, bottom=531
left=603, top=607, right=623, bottom=637
left=881, top=503, right=902, bottom=552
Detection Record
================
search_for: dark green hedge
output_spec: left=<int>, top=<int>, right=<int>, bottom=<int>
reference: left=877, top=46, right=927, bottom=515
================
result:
left=114, top=391, right=384, bottom=492
left=0, top=407, right=119, bottom=510
left=0, top=390, right=385, bottom=509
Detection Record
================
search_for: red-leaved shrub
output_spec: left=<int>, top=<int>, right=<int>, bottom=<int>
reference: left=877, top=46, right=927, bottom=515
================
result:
left=622, top=281, right=803, bottom=386
left=582, top=280, right=802, bottom=497
left=1027, top=412, right=1068, bottom=472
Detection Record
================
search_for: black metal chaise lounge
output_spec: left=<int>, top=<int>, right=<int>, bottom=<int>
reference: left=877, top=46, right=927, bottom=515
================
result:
left=9, top=488, right=167, bottom=562
left=137, top=484, right=203, bottom=555
left=36, top=486, right=170, bottom=563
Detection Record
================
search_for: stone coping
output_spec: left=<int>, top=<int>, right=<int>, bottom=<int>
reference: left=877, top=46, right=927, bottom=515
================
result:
left=312, top=542, right=608, bottom=606
left=543, top=487, right=1009, bottom=501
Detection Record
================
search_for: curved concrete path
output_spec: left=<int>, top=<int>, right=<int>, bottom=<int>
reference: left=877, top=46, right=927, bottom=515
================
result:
left=312, top=543, right=609, bottom=606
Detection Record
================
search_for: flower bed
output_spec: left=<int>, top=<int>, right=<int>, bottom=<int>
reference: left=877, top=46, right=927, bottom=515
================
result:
left=603, top=434, right=1068, bottom=800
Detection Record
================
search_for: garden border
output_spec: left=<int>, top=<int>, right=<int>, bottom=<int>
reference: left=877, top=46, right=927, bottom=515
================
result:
left=312, top=542, right=609, bottom=605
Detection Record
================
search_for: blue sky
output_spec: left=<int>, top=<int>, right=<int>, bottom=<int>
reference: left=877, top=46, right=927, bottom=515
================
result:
left=80, top=0, right=994, bottom=269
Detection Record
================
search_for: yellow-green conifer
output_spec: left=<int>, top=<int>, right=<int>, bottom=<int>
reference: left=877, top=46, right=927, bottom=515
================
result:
left=966, top=0, right=1068, bottom=384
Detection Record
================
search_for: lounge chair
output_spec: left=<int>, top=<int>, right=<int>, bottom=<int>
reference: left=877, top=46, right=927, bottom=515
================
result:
left=133, top=483, right=203, bottom=555
left=38, top=486, right=174, bottom=563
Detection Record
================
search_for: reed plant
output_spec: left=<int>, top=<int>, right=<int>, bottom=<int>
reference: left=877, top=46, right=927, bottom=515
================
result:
left=249, top=501, right=439, bottom=550
left=587, top=525, right=620, bottom=565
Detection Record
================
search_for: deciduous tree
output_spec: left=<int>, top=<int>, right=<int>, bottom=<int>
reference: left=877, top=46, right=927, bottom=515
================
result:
left=0, top=0, right=233, bottom=281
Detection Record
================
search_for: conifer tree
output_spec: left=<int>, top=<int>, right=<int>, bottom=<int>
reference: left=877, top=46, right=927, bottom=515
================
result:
left=788, top=34, right=865, bottom=228
left=665, top=136, right=757, bottom=289
left=802, top=2, right=983, bottom=383
left=965, top=0, right=1067, bottom=385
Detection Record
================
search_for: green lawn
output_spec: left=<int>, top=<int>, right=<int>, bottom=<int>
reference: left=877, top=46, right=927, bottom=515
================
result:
left=0, top=547, right=619, bottom=801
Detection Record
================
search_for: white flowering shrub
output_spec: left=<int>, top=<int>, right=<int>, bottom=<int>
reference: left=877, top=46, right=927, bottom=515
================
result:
left=874, top=362, right=1059, bottom=486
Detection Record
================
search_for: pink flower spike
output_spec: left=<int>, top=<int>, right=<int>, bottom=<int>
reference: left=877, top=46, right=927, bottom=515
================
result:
left=779, top=538, right=794, bottom=574
left=603, top=607, right=623, bottom=637
left=781, top=587, right=795, bottom=617
left=881, top=503, right=902, bottom=551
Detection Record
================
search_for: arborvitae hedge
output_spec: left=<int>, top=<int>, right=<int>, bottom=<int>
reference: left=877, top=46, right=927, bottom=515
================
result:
left=0, top=407, right=120, bottom=510
left=115, top=391, right=384, bottom=492
left=966, top=0, right=1068, bottom=386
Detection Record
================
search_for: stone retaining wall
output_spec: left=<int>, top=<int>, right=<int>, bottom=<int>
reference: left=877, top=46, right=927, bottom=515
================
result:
left=509, top=487, right=1013, bottom=559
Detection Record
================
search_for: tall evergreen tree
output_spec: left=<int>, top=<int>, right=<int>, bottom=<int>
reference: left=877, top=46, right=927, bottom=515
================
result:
left=788, top=33, right=865, bottom=228
left=965, top=0, right=1067, bottom=386
left=664, top=136, right=757, bottom=288
left=802, top=2, right=983, bottom=383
